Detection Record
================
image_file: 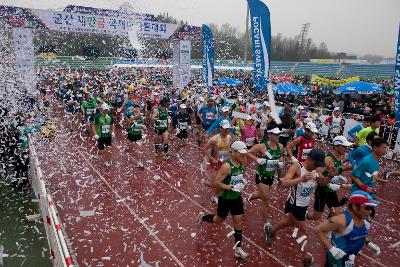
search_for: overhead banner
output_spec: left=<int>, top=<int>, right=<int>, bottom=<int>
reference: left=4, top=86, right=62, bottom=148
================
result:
left=202, top=24, right=215, bottom=87
left=13, top=28, right=36, bottom=92
left=311, top=74, right=360, bottom=87
left=179, top=40, right=191, bottom=89
left=395, top=25, right=400, bottom=121
left=248, top=0, right=271, bottom=93
left=172, top=41, right=180, bottom=88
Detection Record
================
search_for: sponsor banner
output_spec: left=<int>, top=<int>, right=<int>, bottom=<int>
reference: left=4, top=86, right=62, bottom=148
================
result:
left=310, top=58, right=336, bottom=64
left=394, top=25, right=400, bottom=121
left=311, top=74, right=359, bottom=87
left=179, top=40, right=191, bottom=89
left=30, top=8, right=176, bottom=38
left=172, top=41, right=180, bottom=88
left=13, top=28, right=36, bottom=92
left=270, top=73, right=292, bottom=83
left=248, top=0, right=271, bottom=93
left=202, top=24, right=215, bottom=87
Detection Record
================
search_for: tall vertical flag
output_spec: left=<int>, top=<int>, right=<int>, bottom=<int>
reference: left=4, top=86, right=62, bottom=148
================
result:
left=248, top=0, right=281, bottom=123
left=202, top=24, right=215, bottom=87
left=394, top=24, right=400, bottom=121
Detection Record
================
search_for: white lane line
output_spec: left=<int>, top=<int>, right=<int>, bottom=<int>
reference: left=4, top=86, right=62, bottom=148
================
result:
left=76, top=150, right=185, bottom=267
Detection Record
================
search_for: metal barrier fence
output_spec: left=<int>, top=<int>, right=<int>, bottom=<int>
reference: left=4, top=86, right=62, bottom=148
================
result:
left=28, top=135, right=75, bottom=267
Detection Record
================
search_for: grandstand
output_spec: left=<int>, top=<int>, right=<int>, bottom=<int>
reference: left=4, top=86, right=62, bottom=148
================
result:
left=35, top=56, right=395, bottom=79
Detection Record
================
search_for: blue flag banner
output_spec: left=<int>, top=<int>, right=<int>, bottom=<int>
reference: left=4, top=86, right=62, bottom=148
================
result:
left=248, top=0, right=271, bottom=93
left=202, top=24, right=215, bottom=87
left=395, top=25, right=400, bottom=121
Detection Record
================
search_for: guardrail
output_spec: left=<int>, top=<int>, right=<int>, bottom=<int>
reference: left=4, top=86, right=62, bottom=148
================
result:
left=28, top=135, right=75, bottom=267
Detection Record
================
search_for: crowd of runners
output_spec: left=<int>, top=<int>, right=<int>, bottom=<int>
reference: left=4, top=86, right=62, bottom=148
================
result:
left=1, top=66, right=398, bottom=266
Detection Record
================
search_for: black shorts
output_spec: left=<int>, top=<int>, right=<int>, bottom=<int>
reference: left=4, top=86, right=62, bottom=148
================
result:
left=284, top=200, right=308, bottom=221
left=313, top=186, right=340, bottom=212
left=217, top=196, right=244, bottom=219
left=202, top=124, right=211, bottom=131
left=255, top=173, right=274, bottom=186
left=155, top=128, right=168, bottom=135
left=177, top=130, right=188, bottom=140
left=128, top=134, right=142, bottom=143
left=98, top=136, right=112, bottom=150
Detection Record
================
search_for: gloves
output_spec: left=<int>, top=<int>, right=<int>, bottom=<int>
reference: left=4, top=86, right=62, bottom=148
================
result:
left=188, top=126, right=192, bottom=130
left=257, top=158, right=267, bottom=165
left=232, top=183, right=245, bottom=193
left=291, top=156, right=299, bottom=164
left=134, top=123, right=145, bottom=129
left=329, top=246, right=347, bottom=260
left=278, top=161, right=284, bottom=169
left=328, top=183, right=341, bottom=191
left=176, top=129, right=181, bottom=135
left=111, top=132, right=115, bottom=138
left=335, top=175, right=347, bottom=184
left=94, top=134, right=100, bottom=140
left=367, top=242, right=381, bottom=256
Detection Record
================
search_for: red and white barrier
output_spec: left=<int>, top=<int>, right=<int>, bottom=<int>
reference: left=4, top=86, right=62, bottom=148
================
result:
left=28, top=136, right=75, bottom=267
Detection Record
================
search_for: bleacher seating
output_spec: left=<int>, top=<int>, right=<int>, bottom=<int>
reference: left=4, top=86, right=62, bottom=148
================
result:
left=35, top=56, right=395, bottom=79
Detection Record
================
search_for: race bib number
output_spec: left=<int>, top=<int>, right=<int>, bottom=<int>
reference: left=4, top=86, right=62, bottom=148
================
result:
left=301, top=149, right=312, bottom=160
left=179, top=122, right=188, bottom=130
left=86, top=108, right=93, bottom=115
left=158, top=120, right=168, bottom=128
left=206, top=112, right=214, bottom=120
left=218, top=150, right=229, bottom=162
left=230, top=173, right=245, bottom=186
left=128, top=106, right=134, bottom=113
left=102, top=124, right=110, bottom=134
left=300, top=183, right=314, bottom=197
left=245, top=137, right=255, bottom=147
left=265, top=159, right=279, bottom=172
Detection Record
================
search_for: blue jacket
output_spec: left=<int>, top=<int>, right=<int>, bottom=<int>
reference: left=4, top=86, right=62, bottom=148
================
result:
left=348, top=145, right=372, bottom=167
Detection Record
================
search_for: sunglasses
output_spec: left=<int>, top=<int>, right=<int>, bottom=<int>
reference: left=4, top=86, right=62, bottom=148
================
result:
left=361, top=205, right=374, bottom=211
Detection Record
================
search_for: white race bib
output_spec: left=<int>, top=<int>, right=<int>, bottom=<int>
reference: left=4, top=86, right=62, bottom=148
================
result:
left=87, top=108, right=93, bottom=115
left=301, top=149, right=312, bottom=160
left=101, top=125, right=110, bottom=134
left=158, top=120, right=167, bottom=128
left=179, top=122, right=188, bottom=130
left=218, top=150, right=229, bottom=162
left=206, top=112, right=214, bottom=120
left=245, top=137, right=255, bottom=147
left=265, top=159, right=279, bottom=172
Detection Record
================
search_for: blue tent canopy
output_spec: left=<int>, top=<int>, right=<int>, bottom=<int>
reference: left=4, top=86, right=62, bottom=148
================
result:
left=215, top=77, right=242, bottom=86
left=334, top=81, right=383, bottom=94
left=274, top=82, right=307, bottom=95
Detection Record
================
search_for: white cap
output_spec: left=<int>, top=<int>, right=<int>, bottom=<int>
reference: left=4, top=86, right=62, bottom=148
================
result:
left=231, top=141, right=248, bottom=154
left=221, top=106, right=230, bottom=112
left=297, top=105, right=305, bottom=110
left=263, top=101, right=270, bottom=107
left=245, top=114, right=252, bottom=120
left=267, top=127, right=282, bottom=134
left=332, top=136, right=353, bottom=147
left=199, top=96, right=205, bottom=102
left=219, top=120, right=231, bottom=129
left=101, top=103, right=110, bottom=110
left=333, top=107, right=340, bottom=112
left=180, top=104, right=187, bottom=109
left=305, top=122, right=318, bottom=133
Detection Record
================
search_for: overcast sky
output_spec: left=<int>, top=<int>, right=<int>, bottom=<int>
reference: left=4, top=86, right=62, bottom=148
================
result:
left=1, top=0, right=399, bottom=57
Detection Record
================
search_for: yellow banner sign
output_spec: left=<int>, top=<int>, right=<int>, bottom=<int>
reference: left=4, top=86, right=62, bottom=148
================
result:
left=311, top=75, right=359, bottom=87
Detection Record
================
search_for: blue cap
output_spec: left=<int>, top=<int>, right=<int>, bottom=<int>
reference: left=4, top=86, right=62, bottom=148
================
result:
left=349, top=190, right=380, bottom=207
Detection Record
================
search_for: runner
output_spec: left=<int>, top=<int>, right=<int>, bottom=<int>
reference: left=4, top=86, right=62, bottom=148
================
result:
left=240, top=115, right=257, bottom=149
left=354, top=115, right=381, bottom=146
left=172, top=103, right=192, bottom=155
left=201, top=120, right=233, bottom=203
left=198, top=98, right=218, bottom=143
left=247, top=127, right=284, bottom=242
left=127, top=104, right=145, bottom=168
left=324, top=107, right=345, bottom=141
left=119, top=91, right=136, bottom=127
left=307, top=136, right=353, bottom=221
left=348, top=132, right=378, bottom=167
left=286, top=121, right=318, bottom=163
left=81, top=94, right=97, bottom=136
left=92, top=103, right=114, bottom=167
left=314, top=190, right=381, bottom=267
left=152, top=98, right=171, bottom=160
left=196, top=141, right=249, bottom=259
left=267, top=148, right=326, bottom=266
left=278, top=103, right=296, bottom=147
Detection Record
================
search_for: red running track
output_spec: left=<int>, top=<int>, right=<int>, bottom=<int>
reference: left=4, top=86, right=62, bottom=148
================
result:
left=34, top=108, right=400, bottom=266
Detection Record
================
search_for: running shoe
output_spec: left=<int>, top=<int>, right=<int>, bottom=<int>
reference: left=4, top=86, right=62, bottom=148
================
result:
left=302, top=257, right=314, bottom=267
left=154, top=151, right=160, bottom=157
left=195, top=212, right=204, bottom=227
left=211, top=195, right=218, bottom=204
left=264, top=222, right=273, bottom=244
left=234, top=247, right=248, bottom=259
left=199, top=179, right=207, bottom=191
left=104, top=161, right=111, bottom=167
left=164, top=154, right=170, bottom=160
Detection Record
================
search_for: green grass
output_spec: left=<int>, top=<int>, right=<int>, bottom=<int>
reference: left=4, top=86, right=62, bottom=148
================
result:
left=0, top=181, right=51, bottom=267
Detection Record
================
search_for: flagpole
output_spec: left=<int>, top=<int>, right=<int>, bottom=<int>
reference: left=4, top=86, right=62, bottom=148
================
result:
left=243, top=2, right=249, bottom=62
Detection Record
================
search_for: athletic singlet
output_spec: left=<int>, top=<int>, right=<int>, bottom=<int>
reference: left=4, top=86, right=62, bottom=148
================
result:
left=331, top=210, right=370, bottom=255
left=256, top=141, right=281, bottom=177
left=297, top=136, right=315, bottom=162
left=220, top=160, right=245, bottom=200
left=125, top=99, right=135, bottom=116
left=155, top=108, right=169, bottom=130
left=331, top=116, right=342, bottom=134
left=210, top=134, right=231, bottom=162
left=287, top=163, right=317, bottom=207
